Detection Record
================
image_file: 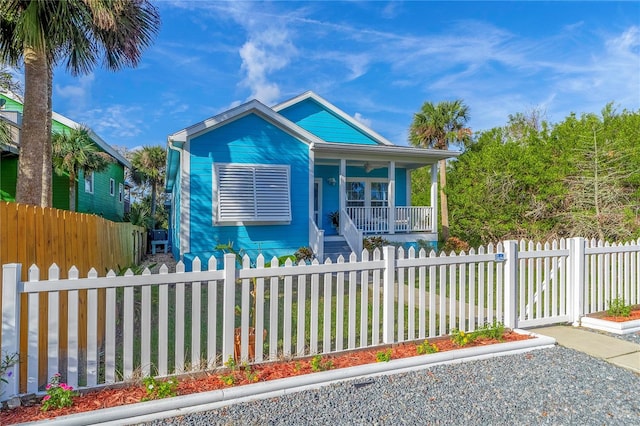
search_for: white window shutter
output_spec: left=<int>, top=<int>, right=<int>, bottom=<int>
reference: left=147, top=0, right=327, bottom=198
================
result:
left=255, top=167, right=291, bottom=221
left=215, top=164, right=291, bottom=223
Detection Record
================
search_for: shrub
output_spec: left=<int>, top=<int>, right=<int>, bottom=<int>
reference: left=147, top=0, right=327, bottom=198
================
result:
left=608, top=298, right=632, bottom=317
left=363, top=236, right=390, bottom=251
left=294, top=246, right=314, bottom=262
left=442, top=236, right=470, bottom=254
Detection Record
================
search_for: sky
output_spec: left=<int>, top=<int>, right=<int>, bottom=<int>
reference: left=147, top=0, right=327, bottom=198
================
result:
left=32, top=1, right=640, bottom=150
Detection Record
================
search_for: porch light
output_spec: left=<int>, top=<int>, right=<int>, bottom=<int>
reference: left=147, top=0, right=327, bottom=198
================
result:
left=327, top=177, right=337, bottom=186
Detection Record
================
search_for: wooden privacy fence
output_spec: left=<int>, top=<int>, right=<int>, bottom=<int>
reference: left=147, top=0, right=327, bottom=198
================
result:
left=0, top=202, right=146, bottom=283
left=0, top=201, right=146, bottom=392
left=1, top=237, right=639, bottom=398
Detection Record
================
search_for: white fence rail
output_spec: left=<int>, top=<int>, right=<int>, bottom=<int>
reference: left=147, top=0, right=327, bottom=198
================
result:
left=2, top=237, right=639, bottom=398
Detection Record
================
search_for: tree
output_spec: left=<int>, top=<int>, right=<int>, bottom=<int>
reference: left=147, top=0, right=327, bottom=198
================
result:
left=130, top=146, right=166, bottom=221
left=52, top=126, right=113, bottom=212
left=0, top=0, right=160, bottom=207
left=409, top=100, right=470, bottom=241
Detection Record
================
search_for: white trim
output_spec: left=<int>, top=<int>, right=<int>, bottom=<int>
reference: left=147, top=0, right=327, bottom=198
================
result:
left=311, top=142, right=460, bottom=164
left=273, top=91, right=395, bottom=146
left=430, top=164, right=438, bottom=233
left=118, top=183, right=124, bottom=203
left=388, top=161, right=395, bottom=235
left=314, top=178, right=322, bottom=226
left=181, top=140, right=191, bottom=256
left=109, top=178, right=115, bottom=197
left=345, top=177, right=390, bottom=209
left=339, top=159, right=346, bottom=234
left=309, top=147, right=316, bottom=225
left=84, top=172, right=94, bottom=194
left=406, top=169, right=412, bottom=207
left=169, top=100, right=325, bottom=147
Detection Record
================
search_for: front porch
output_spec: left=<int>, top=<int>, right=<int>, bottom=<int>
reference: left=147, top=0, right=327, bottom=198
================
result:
left=346, top=206, right=434, bottom=235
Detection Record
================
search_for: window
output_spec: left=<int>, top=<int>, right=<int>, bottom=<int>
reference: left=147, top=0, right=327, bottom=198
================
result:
left=214, top=163, right=291, bottom=223
left=118, top=183, right=123, bottom=202
left=346, top=179, right=388, bottom=208
left=84, top=172, right=94, bottom=194
left=109, top=178, right=115, bottom=196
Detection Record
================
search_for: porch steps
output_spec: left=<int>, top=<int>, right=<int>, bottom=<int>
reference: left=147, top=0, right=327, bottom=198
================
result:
left=323, top=239, right=353, bottom=263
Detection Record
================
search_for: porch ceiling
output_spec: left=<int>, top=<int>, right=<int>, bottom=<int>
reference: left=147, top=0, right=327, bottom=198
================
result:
left=311, top=142, right=460, bottom=168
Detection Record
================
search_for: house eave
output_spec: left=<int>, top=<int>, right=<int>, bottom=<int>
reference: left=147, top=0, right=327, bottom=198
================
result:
left=311, top=142, right=461, bottom=165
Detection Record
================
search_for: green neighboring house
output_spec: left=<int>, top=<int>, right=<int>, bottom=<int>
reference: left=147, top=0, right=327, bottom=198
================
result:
left=0, top=92, right=130, bottom=222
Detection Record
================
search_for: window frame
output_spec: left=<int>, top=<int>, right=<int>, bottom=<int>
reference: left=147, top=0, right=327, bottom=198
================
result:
left=118, top=183, right=124, bottom=203
left=109, top=178, right=115, bottom=196
left=213, top=163, right=292, bottom=225
left=84, top=172, right=94, bottom=194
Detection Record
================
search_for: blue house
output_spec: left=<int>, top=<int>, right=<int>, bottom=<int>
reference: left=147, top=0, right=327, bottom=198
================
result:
left=165, top=91, right=459, bottom=264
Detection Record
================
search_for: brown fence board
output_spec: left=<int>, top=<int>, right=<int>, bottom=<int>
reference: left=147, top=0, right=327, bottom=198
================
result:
left=0, top=202, right=147, bottom=390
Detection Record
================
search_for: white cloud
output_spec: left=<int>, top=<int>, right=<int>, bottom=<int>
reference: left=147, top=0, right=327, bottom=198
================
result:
left=54, top=73, right=95, bottom=111
left=353, top=112, right=372, bottom=128
left=77, top=104, right=144, bottom=140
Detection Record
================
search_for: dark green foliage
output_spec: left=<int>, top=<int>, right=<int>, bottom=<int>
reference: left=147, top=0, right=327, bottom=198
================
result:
left=430, top=104, right=640, bottom=246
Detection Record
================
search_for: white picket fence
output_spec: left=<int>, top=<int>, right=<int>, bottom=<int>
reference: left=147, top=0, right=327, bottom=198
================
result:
left=1, top=237, right=639, bottom=398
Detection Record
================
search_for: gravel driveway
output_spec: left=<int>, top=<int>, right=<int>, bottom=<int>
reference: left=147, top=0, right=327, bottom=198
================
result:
left=143, top=346, right=639, bottom=425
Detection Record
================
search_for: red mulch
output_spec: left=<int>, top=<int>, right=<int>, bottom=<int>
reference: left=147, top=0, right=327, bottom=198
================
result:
left=0, top=331, right=532, bottom=424
left=600, top=308, right=640, bottom=323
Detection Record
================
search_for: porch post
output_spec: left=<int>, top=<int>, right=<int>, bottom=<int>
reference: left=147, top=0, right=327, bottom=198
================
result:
left=339, top=159, right=346, bottom=235
left=388, top=161, right=395, bottom=234
left=430, top=164, right=438, bottom=234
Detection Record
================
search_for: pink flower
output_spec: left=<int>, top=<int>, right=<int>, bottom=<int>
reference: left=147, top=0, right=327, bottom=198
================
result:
left=61, top=384, right=73, bottom=391
left=42, top=395, right=50, bottom=401
left=45, top=384, right=52, bottom=390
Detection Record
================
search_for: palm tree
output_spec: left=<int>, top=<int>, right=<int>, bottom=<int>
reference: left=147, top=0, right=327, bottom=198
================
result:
left=130, top=146, right=166, bottom=219
left=52, top=126, right=113, bottom=212
left=0, top=0, right=159, bottom=207
left=409, top=100, right=471, bottom=241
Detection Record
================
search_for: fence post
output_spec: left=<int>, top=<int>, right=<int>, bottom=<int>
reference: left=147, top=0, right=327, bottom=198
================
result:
left=382, top=246, right=395, bottom=344
left=570, top=237, right=586, bottom=326
left=222, top=254, right=236, bottom=363
left=2, top=263, right=22, bottom=399
left=503, top=241, right=518, bottom=329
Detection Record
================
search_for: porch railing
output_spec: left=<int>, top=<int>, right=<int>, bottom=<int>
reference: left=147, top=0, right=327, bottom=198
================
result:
left=346, top=206, right=433, bottom=234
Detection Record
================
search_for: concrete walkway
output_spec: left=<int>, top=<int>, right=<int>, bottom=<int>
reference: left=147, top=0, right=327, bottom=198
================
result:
left=530, top=326, right=640, bottom=374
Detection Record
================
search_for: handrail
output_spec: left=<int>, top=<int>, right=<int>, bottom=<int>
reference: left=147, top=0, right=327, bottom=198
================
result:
left=341, top=208, right=363, bottom=258
left=309, top=217, right=324, bottom=261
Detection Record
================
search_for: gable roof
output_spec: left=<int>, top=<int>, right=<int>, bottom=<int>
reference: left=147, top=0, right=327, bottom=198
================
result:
left=273, top=91, right=394, bottom=146
left=166, top=99, right=326, bottom=191
left=166, top=91, right=462, bottom=191
left=168, top=98, right=326, bottom=145
left=0, top=91, right=130, bottom=168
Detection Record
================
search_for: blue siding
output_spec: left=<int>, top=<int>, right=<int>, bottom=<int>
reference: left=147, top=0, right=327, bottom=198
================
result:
left=187, top=114, right=309, bottom=261
left=279, top=99, right=379, bottom=145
